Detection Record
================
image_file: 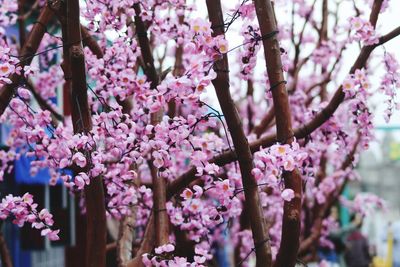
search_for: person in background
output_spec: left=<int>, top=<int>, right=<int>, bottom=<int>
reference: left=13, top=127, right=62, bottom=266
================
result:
left=344, top=214, right=371, bottom=267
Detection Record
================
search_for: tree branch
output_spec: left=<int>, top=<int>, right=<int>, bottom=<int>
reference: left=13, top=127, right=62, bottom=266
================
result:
left=65, top=0, right=107, bottom=266
left=206, top=1, right=272, bottom=266
left=253, top=0, right=302, bottom=266
left=369, top=0, right=383, bottom=28
left=17, top=0, right=27, bottom=47
left=126, top=214, right=155, bottom=267
left=252, top=106, right=275, bottom=137
left=117, top=207, right=137, bottom=267
left=0, top=223, right=13, bottom=267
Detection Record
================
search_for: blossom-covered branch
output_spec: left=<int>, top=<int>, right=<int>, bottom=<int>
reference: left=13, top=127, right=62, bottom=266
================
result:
left=206, top=0, right=272, bottom=265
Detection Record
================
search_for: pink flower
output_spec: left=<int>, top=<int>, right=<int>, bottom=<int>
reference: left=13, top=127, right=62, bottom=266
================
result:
left=38, top=209, right=54, bottom=225
left=74, top=172, right=90, bottom=189
left=72, top=152, right=87, bottom=168
left=215, top=179, right=233, bottom=198
left=164, top=243, right=175, bottom=253
left=152, top=151, right=164, bottom=168
left=193, top=185, right=203, bottom=198
left=281, top=189, right=295, bottom=202
left=283, top=156, right=295, bottom=171
left=40, top=228, right=59, bottom=240
left=194, top=255, right=206, bottom=264
left=17, top=88, right=31, bottom=100
left=188, top=199, right=202, bottom=213
left=48, top=230, right=60, bottom=241
left=0, top=63, right=14, bottom=77
left=155, top=243, right=175, bottom=254
left=197, top=163, right=219, bottom=176
left=181, top=188, right=193, bottom=199
left=216, top=37, right=229, bottom=54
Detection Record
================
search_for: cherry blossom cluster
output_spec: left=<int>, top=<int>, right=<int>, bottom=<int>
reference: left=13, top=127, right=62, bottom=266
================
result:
left=189, top=17, right=229, bottom=62
left=0, top=0, right=17, bottom=29
left=142, top=243, right=179, bottom=267
left=33, top=65, right=63, bottom=100
left=0, top=193, right=59, bottom=240
left=237, top=24, right=262, bottom=80
left=167, top=180, right=241, bottom=243
left=349, top=17, right=379, bottom=45
left=380, top=52, right=400, bottom=122
left=251, top=140, right=308, bottom=201
left=142, top=242, right=211, bottom=266
left=0, top=47, right=22, bottom=84
left=342, top=69, right=371, bottom=99
left=342, top=69, right=374, bottom=148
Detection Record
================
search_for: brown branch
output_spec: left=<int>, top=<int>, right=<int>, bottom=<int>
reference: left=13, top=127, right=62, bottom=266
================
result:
left=319, top=0, right=329, bottom=44
left=52, top=6, right=104, bottom=59
left=319, top=0, right=329, bottom=101
left=246, top=80, right=255, bottom=133
left=252, top=106, right=275, bottom=137
left=133, top=4, right=158, bottom=89
left=127, top=214, right=155, bottom=267
left=117, top=208, right=137, bottom=267
left=369, top=0, right=383, bottom=27
left=0, top=224, right=12, bottom=267
left=206, top=1, right=272, bottom=266
left=81, top=26, right=104, bottom=59
left=65, top=0, right=107, bottom=266
left=0, top=5, right=56, bottom=116
left=289, top=0, right=317, bottom=79
left=253, top=0, right=302, bottom=266
left=17, top=0, right=39, bottom=21
left=17, top=0, right=26, bottom=47
left=147, top=160, right=169, bottom=246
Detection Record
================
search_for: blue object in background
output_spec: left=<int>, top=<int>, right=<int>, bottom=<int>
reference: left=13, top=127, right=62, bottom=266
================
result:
left=340, top=185, right=351, bottom=226
left=216, top=245, right=230, bottom=267
left=14, top=155, right=52, bottom=185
